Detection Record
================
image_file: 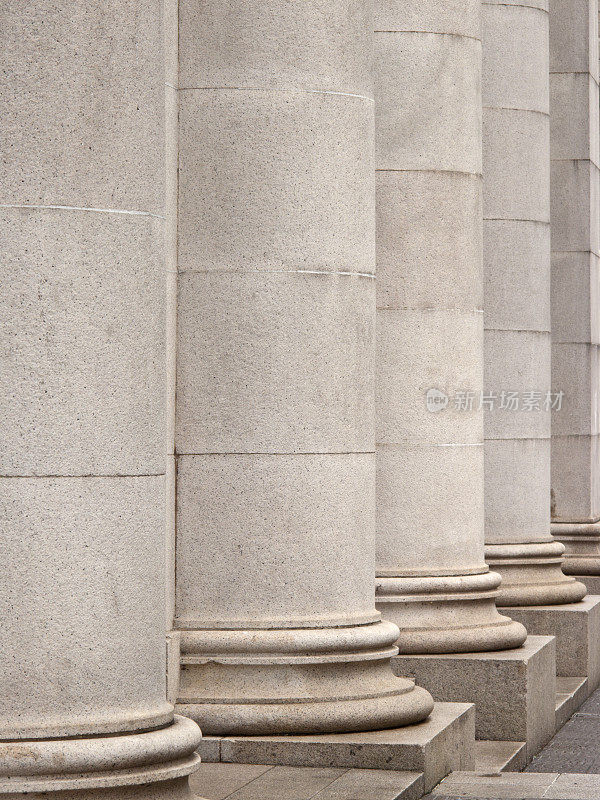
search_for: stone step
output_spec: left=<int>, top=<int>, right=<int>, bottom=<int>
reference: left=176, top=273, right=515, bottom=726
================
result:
left=189, top=763, right=424, bottom=800
left=473, top=740, right=527, bottom=773
left=555, top=677, right=588, bottom=732
left=197, top=702, right=475, bottom=794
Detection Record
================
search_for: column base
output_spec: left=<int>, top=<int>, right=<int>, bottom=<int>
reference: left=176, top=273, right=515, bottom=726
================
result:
left=552, top=522, right=600, bottom=575
left=196, top=702, right=475, bottom=794
left=375, top=570, right=527, bottom=654
left=485, top=541, right=587, bottom=605
left=392, top=635, right=556, bottom=761
left=498, top=595, right=600, bottom=692
left=175, top=621, right=434, bottom=735
left=0, top=716, right=202, bottom=797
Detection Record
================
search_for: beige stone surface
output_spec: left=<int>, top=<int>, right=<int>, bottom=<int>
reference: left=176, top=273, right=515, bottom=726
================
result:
left=0, top=208, right=164, bottom=476
left=374, top=0, right=524, bottom=656
left=178, top=0, right=373, bottom=95
left=0, top=476, right=170, bottom=739
left=393, top=636, right=556, bottom=757
left=0, top=0, right=164, bottom=213
left=375, top=32, right=481, bottom=173
left=176, top=272, right=374, bottom=455
left=481, top=3, right=549, bottom=112
left=483, top=220, right=550, bottom=333
left=376, top=170, right=482, bottom=312
left=177, top=90, right=375, bottom=276
left=482, top=109, right=550, bottom=222
left=175, top=454, right=376, bottom=629
left=551, top=436, right=600, bottom=522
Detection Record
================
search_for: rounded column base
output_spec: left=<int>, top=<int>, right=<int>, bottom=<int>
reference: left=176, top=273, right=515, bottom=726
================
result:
left=485, top=541, right=587, bottom=605
left=0, top=716, right=202, bottom=797
left=376, top=570, right=527, bottom=654
left=175, top=621, right=434, bottom=735
left=552, top=522, right=600, bottom=575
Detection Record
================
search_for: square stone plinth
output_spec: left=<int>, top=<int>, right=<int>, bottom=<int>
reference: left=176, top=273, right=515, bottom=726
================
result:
left=500, top=596, right=600, bottom=692
left=392, top=635, right=556, bottom=760
left=197, top=702, right=474, bottom=793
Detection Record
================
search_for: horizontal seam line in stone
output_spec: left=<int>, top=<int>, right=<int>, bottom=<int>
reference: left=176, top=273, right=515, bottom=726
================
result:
left=484, top=106, right=549, bottom=116
left=178, top=268, right=375, bottom=278
left=551, top=159, right=600, bottom=168
left=486, top=328, right=550, bottom=333
left=552, top=250, right=599, bottom=256
left=377, top=307, right=484, bottom=313
left=176, top=87, right=374, bottom=101
left=0, top=473, right=166, bottom=479
left=378, top=442, right=483, bottom=447
left=486, top=436, right=551, bottom=441
left=374, top=30, right=480, bottom=42
left=0, top=204, right=164, bottom=218
left=552, top=433, right=600, bottom=438
left=175, top=452, right=374, bottom=456
left=484, top=218, right=550, bottom=224
left=482, top=1, right=547, bottom=10
left=550, top=71, right=598, bottom=76
left=376, top=168, right=481, bottom=177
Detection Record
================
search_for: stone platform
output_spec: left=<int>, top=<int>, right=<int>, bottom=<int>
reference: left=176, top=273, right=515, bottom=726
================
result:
left=392, top=635, right=556, bottom=760
left=500, top=596, right=600, bottom=692
left=197, top=702, right=474, bottom=793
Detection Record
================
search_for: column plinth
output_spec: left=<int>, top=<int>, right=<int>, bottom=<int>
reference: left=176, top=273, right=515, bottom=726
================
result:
left=552, top=523, right=600, bottom=575
left=177, top=623, right=432, bottom=735
left=377, top=572, right=526, bottom=654
left=485, top=542, right=587, bottom=606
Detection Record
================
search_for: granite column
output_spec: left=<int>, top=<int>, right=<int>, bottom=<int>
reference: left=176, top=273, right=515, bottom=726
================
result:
left=172, top=0, right=434, bottom=734
left=374, top=0, right=527, bottom=652
left=549, top=0, right=600, bottom=589
left=0, top=2, right=202, bottom=798
left=482, top=0, right=587, bottom=605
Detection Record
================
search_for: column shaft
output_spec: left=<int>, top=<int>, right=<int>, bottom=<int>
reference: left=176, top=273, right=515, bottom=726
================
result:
left=0, top=2, right=201, bottom=796
left=482, top=0, right=586, bottom=604
left=549, top=0, right=600, bottom=576
left=172, top=0, right=433, bottom=734
left=374, top=0, right=526, bottom=652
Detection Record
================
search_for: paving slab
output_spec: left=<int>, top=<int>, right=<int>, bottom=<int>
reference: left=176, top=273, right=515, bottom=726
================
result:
left=188, top=763, right=424, bottom=800
left=189, top=763, right=274, bottom=800
left=545, top=773, right=600, bottom=799
left=526, top=713, right=600, bottom=773
left=426, top=770, right=559, bottom=798
left=310, top=768, right=423, bottom=800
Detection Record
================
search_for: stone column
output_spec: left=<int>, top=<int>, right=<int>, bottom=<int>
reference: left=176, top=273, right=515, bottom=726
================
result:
left=373, top=0, right=526, bottom=652
left=172, top=0, right=434, bottom=734
left=481, top=0, right=586, bottom=604
left=0, top=3, right=202, bottom=799
left=550, top=0, right=600, bottom=586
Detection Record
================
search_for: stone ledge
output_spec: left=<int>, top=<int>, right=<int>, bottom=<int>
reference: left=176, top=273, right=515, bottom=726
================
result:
left=197, top=702, right=474, bottom=793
